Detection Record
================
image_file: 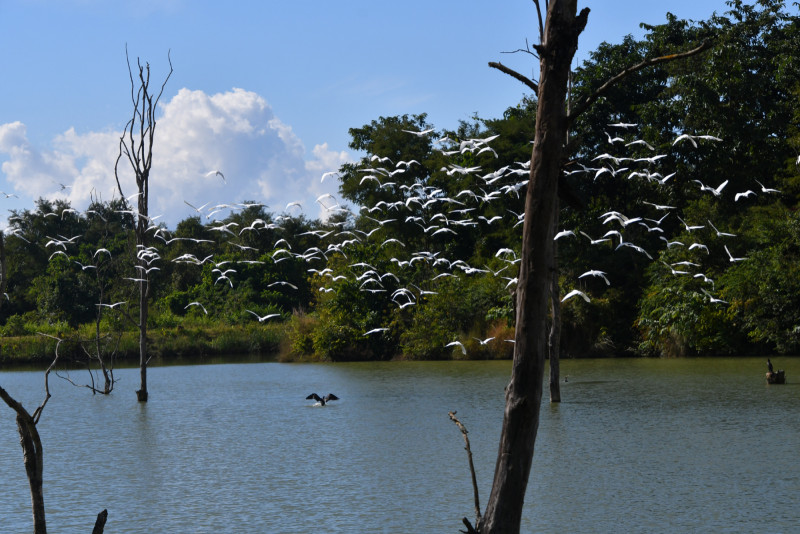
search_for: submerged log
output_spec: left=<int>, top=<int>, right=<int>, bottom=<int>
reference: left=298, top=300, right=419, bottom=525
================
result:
left=766, top=370, right=786, bottom=384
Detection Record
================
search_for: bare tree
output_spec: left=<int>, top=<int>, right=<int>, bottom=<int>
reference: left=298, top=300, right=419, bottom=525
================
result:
left=0, top=340, right=58, bottom=533
left=1, top=336, right=108, bottom=533
left=79, top=268, right=120, bottom=395
left=114, top=47, right=173, bottom=402
left=548, top=202, right=562, bottom=403
left=476, top=2, right=712, bottom=532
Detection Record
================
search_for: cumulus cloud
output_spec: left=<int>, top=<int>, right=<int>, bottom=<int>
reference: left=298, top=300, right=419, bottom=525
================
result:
left=0, top=88, right=353, bottom=225
left=0, top=121, right=81, bottom=198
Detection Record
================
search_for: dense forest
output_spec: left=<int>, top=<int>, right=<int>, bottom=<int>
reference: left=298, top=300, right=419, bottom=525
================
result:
left=1, top=0, right=798, bottom=364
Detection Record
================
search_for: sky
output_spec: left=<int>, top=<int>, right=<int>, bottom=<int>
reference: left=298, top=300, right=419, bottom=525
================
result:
left=0, top=0, right=728, bottom=227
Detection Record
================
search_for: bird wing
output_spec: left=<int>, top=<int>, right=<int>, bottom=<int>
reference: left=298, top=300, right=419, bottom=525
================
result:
left=446, top=341, right=467, bottom=355
left=325, top=394, right=339, bottom=402
left=562, top=289, right=590, bottom=303
left=306, top=393, right=321, bottom=402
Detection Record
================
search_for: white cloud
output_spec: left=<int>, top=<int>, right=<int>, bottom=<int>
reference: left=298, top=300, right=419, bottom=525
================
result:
left=0, top=121, right=80, bottom=198
left=0, top=88, right=353, bottom=226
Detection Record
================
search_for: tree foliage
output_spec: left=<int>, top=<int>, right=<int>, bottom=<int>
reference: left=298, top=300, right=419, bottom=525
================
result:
left=0, top=2, right=798, bottom=362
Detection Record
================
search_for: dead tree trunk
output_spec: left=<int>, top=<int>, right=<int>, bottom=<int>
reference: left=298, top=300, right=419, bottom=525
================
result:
left=477, top=3, right=711, bottom=530
left=0, top=342, right=60, bottom=534
left=479, top=3, right=588, bottom=532
left=1, top=343, right=107, bottom=534
left=15, top=410, right=46, bottom=533
left=549, top=203, right=562, bottom=403
left=114, top=48, right=172, bottom=403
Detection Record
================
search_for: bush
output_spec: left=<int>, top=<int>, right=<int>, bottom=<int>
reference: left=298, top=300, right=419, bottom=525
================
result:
left=2, top=314, right=29, bottom=337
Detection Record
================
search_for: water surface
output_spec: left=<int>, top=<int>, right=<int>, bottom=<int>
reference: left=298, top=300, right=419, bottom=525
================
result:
left=1, top=358, right=797, bottom=532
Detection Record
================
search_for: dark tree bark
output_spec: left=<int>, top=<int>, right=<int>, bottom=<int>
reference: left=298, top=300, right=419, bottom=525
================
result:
left=92, top=509, right=108, bottom=534
left=479, top=3, right=588, bottom=532
left=9, top=407, right=46, bottom=533
left=115, top=48, right=172, bottom=402
left=548, top=203, right=562, bottom=403
left=0, top=341, right=60, bottom=534
left=1, top=344, right=107, bottom=534
left=479, top=3, right=712, bottom=531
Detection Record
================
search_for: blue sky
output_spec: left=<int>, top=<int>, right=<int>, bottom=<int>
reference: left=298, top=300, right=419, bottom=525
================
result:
left=0, top=0, right=726, bottom=226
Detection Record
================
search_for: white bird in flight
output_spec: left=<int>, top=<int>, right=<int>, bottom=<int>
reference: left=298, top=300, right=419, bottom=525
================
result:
left=96, top=301, right=127, bottom=309
left=692, top=179, right=728, bottom=197
left=185, top=302, right=208, bottom=314
left=578, top=270, right=610, bottom=285
left=205, top=170, right=226, bottom=183
left=677, top=216, right=705, bottom=232
left=755, top=179, right=781, bottom=194
left=702, top=288, right=728, bottom=304
left=661, top=261, right=689, bottom=276
left=562, top=289, right=590, bottom=303
left=246, top=310, right=280, bottom=322
left=554, top=229, right=575, bottom=241
left=724, top=245, right=747, bottom=262
left=708, top=220, right=737, bottom=237
left=446, top=340, right=467, bottom=355
left=364, top=327, right=389, bottom=336
left=402, top=128, right=435, bottom=136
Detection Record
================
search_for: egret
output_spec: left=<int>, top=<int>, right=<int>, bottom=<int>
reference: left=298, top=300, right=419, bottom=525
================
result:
left=245, top=310, right=280, bottom=322
left=446, top=341, right=467, bottom=355
left=562, top=289, right=590, bottom=303
left=205, top=170, right=226, bottom=183
left=185, top=302, right=208, bottom=314
left=97, top=302, right=127, bottom=309
left=364, top=328, right=389, bottom=336
left=701, top=288, right=728, bottom=304
left=401, top=128, right=435, bottom=136
left=677, top=217, right=705, bottom=232
left=708, top=220, right=737, bottom=237
left=578, top=270, right=610, bottom=285
left=724, top=245, right=747, bottom=262
left=755, top=179, right=781, bottom=194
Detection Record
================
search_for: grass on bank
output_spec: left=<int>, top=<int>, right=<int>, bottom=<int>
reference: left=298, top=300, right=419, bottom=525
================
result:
left=0, top=310, right=518, bottom=366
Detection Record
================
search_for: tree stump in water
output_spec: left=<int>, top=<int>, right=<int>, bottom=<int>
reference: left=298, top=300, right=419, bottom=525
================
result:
left=766, top=370, right=786, bottom=384
left=92, top=509, right=108, bottom=534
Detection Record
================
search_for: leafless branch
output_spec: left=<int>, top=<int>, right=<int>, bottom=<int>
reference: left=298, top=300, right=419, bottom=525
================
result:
left=32, top=334, right=63, bottom=423
left=449, top=411, right=481, bottom=530
left=568, top=39, right=713, bottom=124
left=488, top=62, right=539, bottom=95
left=532, top=0, right=545, bottom=42
left=501, top=37, right=540, bottom=60
left=115, top=46, right=173, bottom=203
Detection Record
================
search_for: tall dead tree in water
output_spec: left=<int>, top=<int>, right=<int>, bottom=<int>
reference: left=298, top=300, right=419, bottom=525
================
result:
left=0, top=234, right=109, bottom=532
left=0, top=342, right=58, bottom=534
left=474, top=2, right=711, bottom=532
left=479, top=5, right=588, bottom=531
left=114, top=48, right=173, bottom=402
left=0, top=337, right=108, bottom=533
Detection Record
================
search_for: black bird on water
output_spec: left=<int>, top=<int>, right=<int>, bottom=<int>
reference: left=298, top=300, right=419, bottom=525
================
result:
left=767, top=359, right=774, bottom=373
left=306, top=393, right=339, bottom=406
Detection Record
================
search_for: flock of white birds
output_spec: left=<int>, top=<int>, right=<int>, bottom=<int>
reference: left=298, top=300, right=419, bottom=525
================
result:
left=10, top=121, right=782, bottom=357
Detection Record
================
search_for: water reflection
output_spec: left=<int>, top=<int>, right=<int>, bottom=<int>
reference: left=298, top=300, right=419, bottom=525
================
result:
left=0, top=358, right=798, bottom=532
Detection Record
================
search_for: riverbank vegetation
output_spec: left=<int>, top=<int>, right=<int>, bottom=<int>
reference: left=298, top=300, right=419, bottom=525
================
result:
left=1, top=1, right=799, bottom=365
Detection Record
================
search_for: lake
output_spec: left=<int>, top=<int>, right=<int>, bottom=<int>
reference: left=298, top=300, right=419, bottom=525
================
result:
left=1, top=357, right=798, bottom=532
